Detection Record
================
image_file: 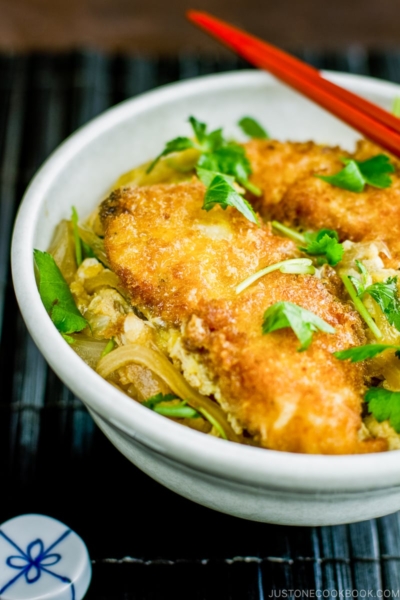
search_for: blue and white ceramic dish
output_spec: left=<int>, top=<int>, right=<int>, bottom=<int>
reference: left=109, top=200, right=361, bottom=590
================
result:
left=0, top=514, right=91, bottom=600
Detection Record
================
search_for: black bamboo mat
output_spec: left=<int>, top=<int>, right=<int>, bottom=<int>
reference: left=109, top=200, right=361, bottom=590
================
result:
left=2, top=50, right=400, bottom=599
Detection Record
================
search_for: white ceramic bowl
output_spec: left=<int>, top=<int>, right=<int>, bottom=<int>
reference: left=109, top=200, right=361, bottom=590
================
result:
left=12, top=70, right=400, bottom=526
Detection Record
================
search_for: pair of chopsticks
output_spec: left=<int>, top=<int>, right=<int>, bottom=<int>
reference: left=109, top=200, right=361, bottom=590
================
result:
left=187, top=11, right=400, bottom=158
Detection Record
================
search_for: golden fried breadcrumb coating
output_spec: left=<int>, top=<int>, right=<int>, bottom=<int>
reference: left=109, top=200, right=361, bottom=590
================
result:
left=100, top=180, right=386, bottom=454
left=247, top=139, right=400, bottom=268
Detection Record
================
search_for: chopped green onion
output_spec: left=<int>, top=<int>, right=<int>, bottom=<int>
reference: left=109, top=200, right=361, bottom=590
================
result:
left=198, top=408, right=228, bottom=440
left=153, top=402, right=200, bottom=419
left=101, top=338, right=116, bottom=357
left=271, top=221, right=307, bottom=244
left=236, top=258, right=314, bottom=294
left=143, top=392, right=227, bottom=437
left=71, top=206, right=83, bottom=267
left=340, top=274, right=382, bottom=339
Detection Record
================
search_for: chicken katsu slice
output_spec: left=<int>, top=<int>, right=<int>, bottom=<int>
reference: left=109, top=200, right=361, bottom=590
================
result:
left=100, top=179, right=386, bottom=454
left=246, top=139, right=400, bottom=268
left=245, top=139, right=348, bottom=211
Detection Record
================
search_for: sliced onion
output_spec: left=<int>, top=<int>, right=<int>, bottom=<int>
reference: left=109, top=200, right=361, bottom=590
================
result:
left=96, top=344, right=240, bottom=443
left=84, top=270, right=122, bottom=294
left=69, top=334, right=109, bottom=368
left=48, top=220, right=77, bottom=283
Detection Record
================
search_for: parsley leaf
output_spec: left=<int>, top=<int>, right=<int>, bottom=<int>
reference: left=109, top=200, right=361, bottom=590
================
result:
left=147, top=137, right=195, bottom=173
left=334, top=344, right=400, bottom=362
left=365, top=277, right=400, bottom=332
left=34, top=249, right=88, bottom=334
left=365, top=387, right=400, bottom=433
left=343, top=263, right=400, bottom=334
left=197, top=168, right=259, bottom=225
left=238, top=116, right=269, bottom=139
left=262, top=301, right=335, bottom=351
left=198, top=143, right=259, bottom=194
left=147, top=116, right=261, bottom=223
left=317, top=155, right=394, bottom=193
left=300, top=228, right=344, bottom=266
left=188, top=116, right=225, bottom=150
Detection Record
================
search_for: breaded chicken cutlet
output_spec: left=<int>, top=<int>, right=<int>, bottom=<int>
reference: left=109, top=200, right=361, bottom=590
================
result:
left=246, top=139, right=400, bottom=268
left=100, top=179, right=386, bottom=454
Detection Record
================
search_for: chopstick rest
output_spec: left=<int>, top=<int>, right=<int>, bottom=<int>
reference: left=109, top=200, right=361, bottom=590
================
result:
left=0, top=514, right=91, bottom=600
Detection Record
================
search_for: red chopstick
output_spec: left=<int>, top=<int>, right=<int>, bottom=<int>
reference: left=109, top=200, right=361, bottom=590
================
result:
left=187, top=10, right=400, bottom=158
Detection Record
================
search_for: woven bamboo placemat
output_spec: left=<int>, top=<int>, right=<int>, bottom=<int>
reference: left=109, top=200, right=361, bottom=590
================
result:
left=1, top=51, right=400, bottom=599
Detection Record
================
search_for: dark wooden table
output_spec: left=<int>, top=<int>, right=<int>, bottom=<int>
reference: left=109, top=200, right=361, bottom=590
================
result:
left=1, top=0, right=400, bottom=53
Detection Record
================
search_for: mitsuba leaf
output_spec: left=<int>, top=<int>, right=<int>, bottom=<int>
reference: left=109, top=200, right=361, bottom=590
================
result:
left=147, top=137, right=195, bottom=172
left=34, top=249, right=87, bottom=334
left=197, top=168, right=258, bottom=225
left=143, top=393, right=199, bottom=419
left=366, top=276, right=400, bottom=332
left=365, top=387, right=400, bottom=433
left=348, top=259, right=368, bottom=296
left=345, top=262, right=400, bottom=333
left=147, top=116, right=261, bottom=222
left=188, top=116, right=207, bottom=144
left=300, top=228, right=344, bottom=266
left=358, top=155, right=395, bottom=188
left=153, top=404, right=199, bottom=418
left=317, top=154, right=394, bottom=193
left=238, top=116, right=269, bottom=139
left=142, top=393, right=178, bottom=408
left=334, top=344, right=400, bottom=362
left=262, top=301, right=335, bottom=351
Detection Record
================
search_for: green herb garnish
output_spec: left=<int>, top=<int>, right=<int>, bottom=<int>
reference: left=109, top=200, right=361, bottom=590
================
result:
left=143, top=393, right=227, bottom=437
left=101, top=338, right=116, bottom=357
left=271, top=221, right=344, bottom=266
left=147, top=137, right=196, bottom=173
left=262, top=301, right=335, bottom=351
left=147, top=116, right=261, bottom=223
left=142, top=393, right=178, bottom=407
left=238, top=116, right=269, bottom=139
left=34, top=249, right=88, bottom=334
left=365, top=387, right=400, bottom=433
left=317, top=155, right=394, bottom=193
left=197, top=143, right=260, bottom=195
left=153, top=403, right=199, bottom=419
left=71, top=206, right=83, bottom=266
left=300, top=229, right=344, bottom=266
left=271, top=221, right=308, bottom=244
left=71, top=206, right=96, bottom=261
left=347, top=262, right=400, bottom=333
left=365, top=277, right=400, bottom=332
left=197, top=169, right=258, bottom=225
left=334, top=344, right=400, bottom=362
left=340, top=273, right=382, bottom=340
left=236, top=258, right=314, bottom=294
left=143, top=393, right=199, bottom=419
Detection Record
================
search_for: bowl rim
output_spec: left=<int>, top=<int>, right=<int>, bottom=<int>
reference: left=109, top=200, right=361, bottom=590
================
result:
left=11, top=68, right=400, bottom=494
